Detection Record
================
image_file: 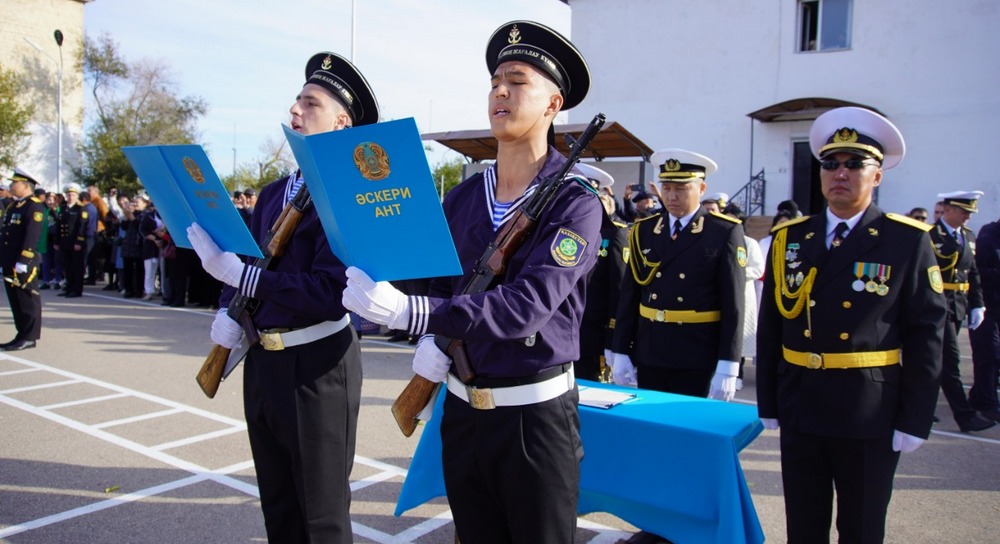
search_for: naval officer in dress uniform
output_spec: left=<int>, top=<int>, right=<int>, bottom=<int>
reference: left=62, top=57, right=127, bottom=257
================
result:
left=344, top=20, right=602, bottom=543
left=575, top=162, right=629, bottom=382
left=0, top=170, right=46, bottom=351
left=756, top=107, right=947, bottom=543
left=930, top=191, right=994, bottom=432
left=610, top=149, right=747, bottom=400
left=187, top=51, right=378, bottom=543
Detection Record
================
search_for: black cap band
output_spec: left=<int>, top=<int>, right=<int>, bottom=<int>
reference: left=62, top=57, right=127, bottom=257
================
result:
left=307, top=71, right=362, bottom=123
left=496, top=44, right=569, bottom=94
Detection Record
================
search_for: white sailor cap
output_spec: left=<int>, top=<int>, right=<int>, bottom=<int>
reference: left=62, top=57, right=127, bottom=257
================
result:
left=809, top=107, right=905, bottom=169
left=703, top=192, right=729, bottom=206
left=650, top=148, right=718, bottom=183
left=937, top=190, right=984, bottom=213
left=574, top=163, right=614, bottom=190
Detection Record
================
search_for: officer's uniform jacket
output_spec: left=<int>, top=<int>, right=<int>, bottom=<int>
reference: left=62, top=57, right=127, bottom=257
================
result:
left=756, top=205, right=946, bottom=439
left=929, top=220, right=983, bottom=320
left=57, top=202, right=86, bottom=248
left=408, top=148, right=603, bottom=378
left=974, top=221, right=1000, bottom=311
left=582, top=214, right=629, bottom=349
left=0, top=196, right=46, bottom=282
left=611, top=207, right=747, bottom=369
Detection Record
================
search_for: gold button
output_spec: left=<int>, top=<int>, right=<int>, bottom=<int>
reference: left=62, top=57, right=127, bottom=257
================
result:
left=655, top=272, right=662, bottom=278
left=651, top=294, right=658, bottom=300
left=677, top=297, right=684, bottom=302
left=804, top=330, right=811, bottom=338
left=679, top=273, right=686, bottom=279
left=843, top=301, right=852, bottom=309
left=840, top=333, right=849, bottom=340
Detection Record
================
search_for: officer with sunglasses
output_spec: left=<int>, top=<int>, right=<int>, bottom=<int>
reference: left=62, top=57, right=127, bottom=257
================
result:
left=756, top=107, right=946, bottom=543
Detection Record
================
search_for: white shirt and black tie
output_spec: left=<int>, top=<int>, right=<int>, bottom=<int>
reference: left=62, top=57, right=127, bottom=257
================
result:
left=825, top=208, right=864, bottom=250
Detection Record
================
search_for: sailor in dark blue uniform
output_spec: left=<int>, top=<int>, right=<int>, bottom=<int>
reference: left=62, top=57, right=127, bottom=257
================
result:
left=0, top=170, right=46, bottom=351
left=610, top=148, right=747, bottom=400
left=344, top=20, right=601, bottom=543
left=575, top=162, right=629, bottom=381
left=756, top=107, right=946, bottom=543
left=187, top=52, right=378, bottom=543
left=929, top=190, right=994, bottom=432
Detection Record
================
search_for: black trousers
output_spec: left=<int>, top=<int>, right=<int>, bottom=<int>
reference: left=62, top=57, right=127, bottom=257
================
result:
left=577, top=318, right=607, bottom=381
left=442, top=385, right=582, bottom=544
left=969, top=310, right=1000, bottom=411
left=60, top=246, right=86, bottom=295
left=4, top=281, right=41, bottom=341
left=243, top=326, right=362, bottom=544
left=636, top=364, right=714, bottom=398
left=780, top=428, right=900, bottom=544
left=940, top=318, right=976, bottom=423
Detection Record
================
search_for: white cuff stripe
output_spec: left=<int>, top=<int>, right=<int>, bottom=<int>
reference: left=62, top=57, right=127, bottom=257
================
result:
left=409, top=295, right=429, bottom=336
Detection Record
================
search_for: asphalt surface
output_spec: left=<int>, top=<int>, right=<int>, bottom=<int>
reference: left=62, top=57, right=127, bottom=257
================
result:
left=1, top=284, right=998, bottom=543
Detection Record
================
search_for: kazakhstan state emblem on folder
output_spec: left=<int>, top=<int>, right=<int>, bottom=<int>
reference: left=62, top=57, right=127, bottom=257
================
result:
left=353, top=142, right=391, bottom=181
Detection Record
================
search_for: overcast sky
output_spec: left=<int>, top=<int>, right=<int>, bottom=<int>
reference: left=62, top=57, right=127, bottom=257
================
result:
left=84, top=0, right=571, bottom=178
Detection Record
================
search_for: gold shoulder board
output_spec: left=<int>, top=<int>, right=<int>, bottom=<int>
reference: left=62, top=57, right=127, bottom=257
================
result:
left=886, top=212, right=933, bottom=232
left=709, top=211, right=741, bottom=224
left=770, top=214, right=811, bottom=233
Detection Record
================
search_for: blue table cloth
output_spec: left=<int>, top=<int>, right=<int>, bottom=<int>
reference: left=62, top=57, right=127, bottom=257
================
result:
left=395, top=380, right=765, bottom=544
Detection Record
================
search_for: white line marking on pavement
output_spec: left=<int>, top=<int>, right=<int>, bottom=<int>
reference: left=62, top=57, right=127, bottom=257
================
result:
left=0, top=378, right=80, bottom=394
left=92, top=407, right=185, bottom=429
left=0, top=367, right=41, bottom=376
left=151, top=426, right=246, bottom=451
left=40, top=392, right=130, bottom=410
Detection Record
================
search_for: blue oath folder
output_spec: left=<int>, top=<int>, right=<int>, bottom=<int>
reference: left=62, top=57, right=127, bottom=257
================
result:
left=121, top=145, right=262, bottom=258
left=283, top=117, right=461, bottom=281
left=123, top=118, right=460, bottom=281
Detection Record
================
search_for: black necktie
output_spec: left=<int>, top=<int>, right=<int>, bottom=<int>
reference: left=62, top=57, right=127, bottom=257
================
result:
left=672, top=219, right=682, bottom=240
left=831, top=222, right=848, bottom=248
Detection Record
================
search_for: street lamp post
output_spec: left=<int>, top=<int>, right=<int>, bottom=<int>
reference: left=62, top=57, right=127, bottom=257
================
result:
left=23, top=30, right=64, bottom=189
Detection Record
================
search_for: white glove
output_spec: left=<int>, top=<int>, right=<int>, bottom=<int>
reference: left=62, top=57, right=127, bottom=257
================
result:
left=187, top=223, right=245, bottom=287
left=969, top=307, right=986, bottom=330
left=611, top=353, right=637, bottom=385
left=342, top=266, right=410, bottom=330
left=413, top=335, right=451, bottom=383
left=603, top=349, right=614, bottom=367
left=892, top=430, right=925, bottom=453
left=708, top=360, right=739, bottom=402
left=14, top=263, right=27, bottom=274
left=760, top=418, right=779, bottom=430
left=210, top=308, right=243, bottom=349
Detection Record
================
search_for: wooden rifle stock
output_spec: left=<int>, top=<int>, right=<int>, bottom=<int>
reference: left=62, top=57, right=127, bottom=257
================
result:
left=195, top=180, right=312, bottom=398
left=390, top=113, right=607, bottom=435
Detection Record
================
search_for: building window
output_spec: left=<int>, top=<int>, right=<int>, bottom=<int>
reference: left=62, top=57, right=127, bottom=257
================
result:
left=798, top=0, right=852, bottom=52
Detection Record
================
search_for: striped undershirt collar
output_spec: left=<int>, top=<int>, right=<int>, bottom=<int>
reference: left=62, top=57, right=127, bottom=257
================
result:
left=483, top=164, right=539, bottom=231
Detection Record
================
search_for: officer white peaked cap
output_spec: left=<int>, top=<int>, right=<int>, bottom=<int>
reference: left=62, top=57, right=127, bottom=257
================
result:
left=650, top=148, right=718, bottom=182
left=937, top=190, right=985, bottom=213
left=575, top=163, right=614, bottom=189
left=809, top=106, right=906, bottom=170
left=706, top=192, right=729, bottom=205
left=63, top=182, right=82, bottom=193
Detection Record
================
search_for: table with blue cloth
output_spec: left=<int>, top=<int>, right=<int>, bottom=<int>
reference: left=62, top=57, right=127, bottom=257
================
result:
left=395, top=379, right=765, bottom=544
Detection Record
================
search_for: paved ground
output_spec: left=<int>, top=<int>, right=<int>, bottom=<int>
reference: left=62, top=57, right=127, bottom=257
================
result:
left=1, top=285, right=998, bottom=543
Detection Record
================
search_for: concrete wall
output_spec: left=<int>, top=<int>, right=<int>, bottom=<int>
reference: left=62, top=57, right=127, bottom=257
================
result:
left=0, top=0, right=89, bottom=192
left=567, top=0, right=1000, bottom=229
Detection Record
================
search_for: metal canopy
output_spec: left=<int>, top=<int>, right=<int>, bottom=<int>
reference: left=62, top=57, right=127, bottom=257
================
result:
left=747, top=97, right=885, bottom=123
left=421, top=120, right=654, bottom=162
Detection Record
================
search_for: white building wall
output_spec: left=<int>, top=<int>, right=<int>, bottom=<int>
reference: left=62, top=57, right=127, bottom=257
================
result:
left=0, top=0, right=88, bottom=192
left=568, top=0, right=1000, bottom=229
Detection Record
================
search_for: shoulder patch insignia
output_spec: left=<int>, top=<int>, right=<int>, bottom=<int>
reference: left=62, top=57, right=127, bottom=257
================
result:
left=33, top=211, right=43, bottom=222
left=551, top=227, right=588, bottom=267
left=887, top=212, right=933, bottom=232
left=709, top=210, right=741, bottom=224
left=771, top=215, right=811, bottom=233
left=737, top=246, right=748, bottom=267
left=928, top=265, right=944, bottom=294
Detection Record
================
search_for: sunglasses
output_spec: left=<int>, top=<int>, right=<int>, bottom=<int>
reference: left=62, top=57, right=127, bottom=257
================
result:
left=912, top=215, right=928, bottom=221
left=820, top=158, right=880, bottom=171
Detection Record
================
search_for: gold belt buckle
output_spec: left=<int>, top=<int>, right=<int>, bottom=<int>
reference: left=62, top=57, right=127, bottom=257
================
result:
left=807, top=353, right=823, bottom=369
left=468, top=387, right=496, bottom=410
left=655, top=310, right=666, bottom=322
left=260, top=331, right=285, bottom=351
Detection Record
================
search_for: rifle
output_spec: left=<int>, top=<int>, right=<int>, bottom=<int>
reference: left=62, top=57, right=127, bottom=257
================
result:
left=196, top=179, right=312, bottom=398
left=390, top=113, right=607, bottom=436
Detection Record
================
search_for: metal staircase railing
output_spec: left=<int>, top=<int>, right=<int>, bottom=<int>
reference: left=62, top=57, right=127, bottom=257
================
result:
left=730, top=168, right=766, bottom=216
